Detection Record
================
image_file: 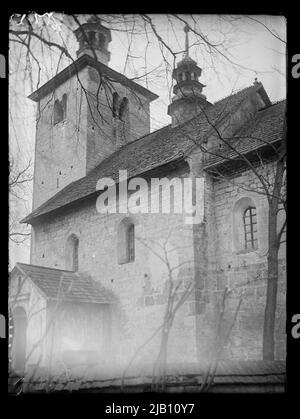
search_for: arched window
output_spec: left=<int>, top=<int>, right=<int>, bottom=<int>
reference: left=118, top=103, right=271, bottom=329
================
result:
left=62, top=93, right=67, bottom=119
left=119, top=97, right=129, bottom=121
left=232, top=197, right=259, bottom=253
left=118, top=219, right=135, bottom=264
left=98, top=32, right=106, bottom=48
left=243, top=206, right=258, bottom=250
left=88, top=31, right=96, bottom=44
left=127, top=223, right=135, bottom=262
left=66, top=234, right=79, bottom=271
left=112, top=92, right=119, bottom=118
left=53, top=99, right=64, bottom=125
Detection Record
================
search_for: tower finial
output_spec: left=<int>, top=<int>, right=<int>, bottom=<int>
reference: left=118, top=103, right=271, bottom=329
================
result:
left=168, top=24, right=212, bottom=127
left=184, top=24, right=190, bottom=58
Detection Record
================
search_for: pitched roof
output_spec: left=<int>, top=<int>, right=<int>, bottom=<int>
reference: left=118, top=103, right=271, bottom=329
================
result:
left=28, top=54, right=158, bottom=103
left=204, top=99, right=286, bottom=170
left=12, top=263, right=114, bottom=304
left=22, top=83, right=279, bottom=224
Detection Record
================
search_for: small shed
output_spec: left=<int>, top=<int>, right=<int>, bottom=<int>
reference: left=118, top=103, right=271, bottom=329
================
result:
left=9, top=263, right=115, bottom=377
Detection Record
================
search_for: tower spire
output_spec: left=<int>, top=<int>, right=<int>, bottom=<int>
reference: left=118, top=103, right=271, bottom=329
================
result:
left=167, top=24, right=212, bottom=127
left=184, top=24, right=190, bottom=58
left=74, top=17, right=112, bottom=65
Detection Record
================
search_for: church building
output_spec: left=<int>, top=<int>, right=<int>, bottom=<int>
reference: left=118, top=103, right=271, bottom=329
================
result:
left=9, top=17, right=286, bottom=391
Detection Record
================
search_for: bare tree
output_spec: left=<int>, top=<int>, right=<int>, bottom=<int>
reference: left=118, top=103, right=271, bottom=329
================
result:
left=173, top=91, right=286, bottom=360
left=119, top=230, right=194, bottom=391
left=9, top=156, right=33, bottom=248
left=120, top=230, right=250, bottom=393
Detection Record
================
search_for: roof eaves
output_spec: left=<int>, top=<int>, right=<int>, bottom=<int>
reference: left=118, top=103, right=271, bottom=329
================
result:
left=28, top=56, right=88, bottom=102
left=21, top=155, right=186, bottom=224
left=203, top=137, right=281, bottom=171
left=11, top=264, right=108, bottom=304
left=20, top=178, right=79, bottom=223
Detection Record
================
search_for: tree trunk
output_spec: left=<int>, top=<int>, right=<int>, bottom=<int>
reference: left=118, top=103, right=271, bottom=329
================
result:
left=262, top=135, right=285, bottom=360
left=263, top=201, right=279, bottom=360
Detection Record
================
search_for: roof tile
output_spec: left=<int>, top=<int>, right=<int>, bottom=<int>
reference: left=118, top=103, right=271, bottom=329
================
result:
left=15, top=263, right=114, bottom=304
left=204, top=100, right=286, bottom=168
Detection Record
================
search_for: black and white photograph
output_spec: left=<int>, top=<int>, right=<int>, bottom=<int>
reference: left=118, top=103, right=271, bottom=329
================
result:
left=7, top=13, right=289, bottom=398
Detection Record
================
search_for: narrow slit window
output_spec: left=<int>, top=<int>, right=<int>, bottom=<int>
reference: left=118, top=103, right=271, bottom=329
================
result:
left=53, top=99, right=64, bottom=125
left=127, top=223, right=135, bottom=262
left=119, top=97, right=129, bottom=121
left=112, top=92, right=119, bottom=118
left=73, top=236, right=79, bottom=271
left=66, top=234, right=79, bottom=271
left=62, top=94, right=67, bottom=119
left=118, top=219, right=135, bottom=264
left=88, top=31, right=96, bottom=44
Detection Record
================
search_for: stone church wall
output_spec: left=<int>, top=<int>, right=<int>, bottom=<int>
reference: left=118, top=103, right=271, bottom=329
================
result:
left=31, top=164, right=200, bottom=373
left=30, top=159, right=286, bottom=372
left=209, top=163, right=286, bottom=360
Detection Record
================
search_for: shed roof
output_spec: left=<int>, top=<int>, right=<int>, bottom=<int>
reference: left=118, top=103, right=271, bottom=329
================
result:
left=11, top=263, right=114, bottom=304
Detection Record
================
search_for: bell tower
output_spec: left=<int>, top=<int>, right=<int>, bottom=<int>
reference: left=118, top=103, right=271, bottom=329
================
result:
left=168, top=25, right=212, bottom=127
left=74, top=16, right=112, bottom=65
left=29, top=17, right=158, bottom=211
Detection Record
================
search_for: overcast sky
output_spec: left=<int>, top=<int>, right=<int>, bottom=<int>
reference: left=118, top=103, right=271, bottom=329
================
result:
left=9, top=14, right=286, bottom=267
